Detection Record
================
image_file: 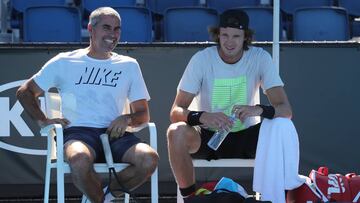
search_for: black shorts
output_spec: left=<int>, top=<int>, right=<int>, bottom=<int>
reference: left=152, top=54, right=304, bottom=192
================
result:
left=63, top=126, right=142, bottom=163
left=191, top=123, right=261, bottom=160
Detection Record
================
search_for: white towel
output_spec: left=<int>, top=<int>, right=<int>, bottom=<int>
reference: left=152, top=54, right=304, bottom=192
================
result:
left=253, top=118, right=305, bottom=203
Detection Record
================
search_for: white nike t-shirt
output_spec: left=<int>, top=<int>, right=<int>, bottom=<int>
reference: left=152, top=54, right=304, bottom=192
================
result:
left=33, top=49, right=150, bottom=128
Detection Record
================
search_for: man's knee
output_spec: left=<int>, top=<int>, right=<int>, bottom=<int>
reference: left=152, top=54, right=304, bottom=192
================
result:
left=141, top=151, right=159, bottom=176
left=67, top=152, right=93, bottom=173
left=167, top=122, right=191, bottom=145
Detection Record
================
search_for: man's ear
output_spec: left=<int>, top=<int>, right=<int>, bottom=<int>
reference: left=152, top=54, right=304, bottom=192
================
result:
left=87, top=23, right=92, bottom=34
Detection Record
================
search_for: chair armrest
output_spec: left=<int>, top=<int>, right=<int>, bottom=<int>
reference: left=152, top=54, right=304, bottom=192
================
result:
left=40, top=123, right=64, bottom=160
left=126, top=122, right=149, bottom=132
left=40, top=123, right=61, bottom=134
left=40, top=123, right=64, bottom=146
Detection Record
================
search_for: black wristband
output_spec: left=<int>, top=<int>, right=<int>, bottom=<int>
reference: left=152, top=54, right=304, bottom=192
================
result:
left=187, top=111, right=204, bottom=126
left=256, top=104, right=275, bottom=119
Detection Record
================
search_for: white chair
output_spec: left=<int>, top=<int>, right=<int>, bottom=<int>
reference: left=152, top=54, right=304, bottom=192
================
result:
left=176, top=158, right=259, bottom=203
left=41, top=92, right=158, bottom=203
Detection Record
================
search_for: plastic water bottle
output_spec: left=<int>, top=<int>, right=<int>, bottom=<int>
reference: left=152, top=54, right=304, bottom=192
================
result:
left=207, top=113, right=237, bottom=151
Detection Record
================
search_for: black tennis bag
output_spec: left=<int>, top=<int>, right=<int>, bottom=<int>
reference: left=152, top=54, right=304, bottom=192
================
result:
left=184, top=189, right=270, bottom=203
left=184, top=188, right=245, bottom=203
left=183, top=177, right=272, bottom=203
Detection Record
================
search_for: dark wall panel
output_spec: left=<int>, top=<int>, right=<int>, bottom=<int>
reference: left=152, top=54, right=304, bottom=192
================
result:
left=0, top=43, right=359, bottom=197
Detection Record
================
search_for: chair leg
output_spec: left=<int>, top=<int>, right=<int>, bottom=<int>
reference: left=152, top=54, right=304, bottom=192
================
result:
left=124, top=193, right=130, bottom=203
left=255, top=192, right=261, bottom=200
left=81, top=194, right=87, bottom=203
left=177, top=185, right=184, bottom=203
left=151, top=167, right=158, bottom=203
left=57, top=166, right=65, bottom=203
left=44, top=165, right=51, bottom=203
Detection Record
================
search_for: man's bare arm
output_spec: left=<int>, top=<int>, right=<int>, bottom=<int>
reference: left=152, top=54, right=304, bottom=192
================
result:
left=16, top=79, right=69, bottom=127
left=107, top=99, right=149, bottom=139
left=266, top=86, right=293, bottom=119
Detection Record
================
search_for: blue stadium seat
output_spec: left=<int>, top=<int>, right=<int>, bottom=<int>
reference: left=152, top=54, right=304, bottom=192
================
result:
left=338, top=0, right=360, bottom=38
left=23, top=6, right=81, bottom=42
left=338, top=0, right=360, bottom=17
left=82, top=0, right=138, bottom=13
left=280, top=0, right=333, bottom=15
left=239, top=7, right=278, bottom=41
left=11, top=0, right=66, bottom=12
left=82, top=0, right=142, bottom=28
left=164, top=7, right=218, bottom=42
left=113, top=7, right=153, bottom=42
left=207, top=0, right=259, bottom=13
left=293, top=7, right=350, bottom=41
left=147, top=0, right=200, bottom=14
left=10, top=0, right=67, bottom=28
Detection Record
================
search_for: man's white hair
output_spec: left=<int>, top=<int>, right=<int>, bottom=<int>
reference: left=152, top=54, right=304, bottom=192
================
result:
left=89, top=7, right=121, bottom=27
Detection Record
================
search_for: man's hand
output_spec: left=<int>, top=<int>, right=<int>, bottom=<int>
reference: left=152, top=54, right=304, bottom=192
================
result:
left=232, top=105, right=263, bottom=122
left=199, top=112, right=234, bottom=131
left=107, top=115, right=131, bottom=140
left=37, top=118, right=70, bottom=128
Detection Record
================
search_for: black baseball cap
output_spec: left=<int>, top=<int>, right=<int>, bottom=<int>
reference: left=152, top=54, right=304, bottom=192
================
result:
left=219, top=9, right=249, bottom=30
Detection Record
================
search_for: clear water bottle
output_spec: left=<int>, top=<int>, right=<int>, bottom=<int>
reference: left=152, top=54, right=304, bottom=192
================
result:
left=207, top=113, right=237, bottom=151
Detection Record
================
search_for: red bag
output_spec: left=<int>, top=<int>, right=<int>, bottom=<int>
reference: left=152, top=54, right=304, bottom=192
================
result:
left=286, top=175, right=323, bottom=203
left=287, top=167, right=360, bottom=203
left=310, top=166, right=352, bottom=201
left=346, top=173, right=360, bottom=202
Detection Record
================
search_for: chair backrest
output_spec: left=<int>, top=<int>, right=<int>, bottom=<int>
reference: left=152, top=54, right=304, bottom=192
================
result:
left=44, top=91, right=137, bottom=132
left=11, top=0, right=66, bottom=12
left=164, top=7, right=218, bottom=42
left=45, top=92, right=133, bottom=119
left=280, top=0, right=333, bottom=15
left=239, top=7, right=277, bottom=41
left=113, top=7, right=153, bottom=42
left=43, top=91, right=62, bottom=160
left=23, top=6, right=81, bottom=42
left=338, top=0, right=360, bottom=17
left=207, top=0, right=259, bottom=13
left=82, top=0, right=137, bottom=13
left=10, top=0, right=67, bottom=28
left=147, top=0, right=200, bottom=14
left=293, top=7, right=350, bottom=41
left=44, top=92, right=62, bottom=119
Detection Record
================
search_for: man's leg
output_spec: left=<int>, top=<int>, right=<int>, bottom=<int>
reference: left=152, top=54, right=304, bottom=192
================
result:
left=112, top=142, right=159, bottom=191
left=65, top=140, right=104, bottom=203
left=167, top=122, right=201, bottom=197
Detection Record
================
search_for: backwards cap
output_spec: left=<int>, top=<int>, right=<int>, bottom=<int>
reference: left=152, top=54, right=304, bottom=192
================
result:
left=219, top=9, right=249, bottom=30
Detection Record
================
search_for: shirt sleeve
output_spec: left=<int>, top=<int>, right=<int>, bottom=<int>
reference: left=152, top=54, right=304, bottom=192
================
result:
left=177, top=51, right=204, bottom=95
left=31, top=54, right=61, bottom=91
left=128, top=60, right=150, bottom=102
left=259, top=50, right=284, bottom=93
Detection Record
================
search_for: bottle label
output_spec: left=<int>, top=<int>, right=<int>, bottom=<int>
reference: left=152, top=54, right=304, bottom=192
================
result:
left=207, top=130, right=227, bottom=150
left=207, top=114, right=237, bottom=151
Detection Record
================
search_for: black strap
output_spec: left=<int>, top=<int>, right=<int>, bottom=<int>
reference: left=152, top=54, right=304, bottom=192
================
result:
left=256, top=104, right=275, bottom=119
left=187, top=111, right=204, bottom=126
left=108, top=167, right=140, bottom=203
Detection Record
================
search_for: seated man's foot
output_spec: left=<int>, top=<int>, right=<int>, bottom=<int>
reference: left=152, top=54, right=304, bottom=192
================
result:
left=103, top=186, right=116, bottom=203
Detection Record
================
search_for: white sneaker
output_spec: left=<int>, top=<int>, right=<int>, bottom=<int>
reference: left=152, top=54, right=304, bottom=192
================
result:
left=103, top=186, right=116, bottom=203
left=81, top=194, right=90, bottom=203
